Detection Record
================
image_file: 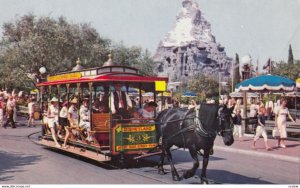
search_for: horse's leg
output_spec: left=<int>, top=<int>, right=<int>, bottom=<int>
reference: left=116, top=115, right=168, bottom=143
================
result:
left=165, top=147, right=181, bottom=181
left=181, top=145, right=199, bottom=179
left=200, top=148, right=210, bottom=184
left=158, top=149, right=166, bottom=175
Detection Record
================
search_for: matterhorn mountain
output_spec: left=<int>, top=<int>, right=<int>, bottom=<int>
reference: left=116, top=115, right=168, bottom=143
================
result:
left=154, top=0, right=232, bottom=84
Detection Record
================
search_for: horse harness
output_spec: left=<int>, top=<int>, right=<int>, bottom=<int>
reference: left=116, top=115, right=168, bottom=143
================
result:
left=157, top=106, right=219, bottom=148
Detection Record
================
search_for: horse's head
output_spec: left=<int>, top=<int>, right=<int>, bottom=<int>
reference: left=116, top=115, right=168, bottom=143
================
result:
left=218, top=105, right=234, bottom=146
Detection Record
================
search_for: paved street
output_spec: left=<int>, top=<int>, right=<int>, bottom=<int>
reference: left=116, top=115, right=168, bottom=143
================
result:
left=0, top=119, right=299, bottom=184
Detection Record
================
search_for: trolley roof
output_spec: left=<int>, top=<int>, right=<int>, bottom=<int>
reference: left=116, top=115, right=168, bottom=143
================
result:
left=37, top=65, right=168, bottom=92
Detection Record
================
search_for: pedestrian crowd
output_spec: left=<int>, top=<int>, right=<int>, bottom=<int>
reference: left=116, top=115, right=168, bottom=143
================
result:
left=0, top=89, right=37, bottom=129
left=222, top=96, right=296, bottom=151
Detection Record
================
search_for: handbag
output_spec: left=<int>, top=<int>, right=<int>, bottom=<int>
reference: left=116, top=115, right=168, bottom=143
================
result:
left=272, top=127, right=280, bottom=138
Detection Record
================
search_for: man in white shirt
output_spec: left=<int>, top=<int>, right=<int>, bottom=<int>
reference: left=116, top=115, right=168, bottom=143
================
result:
left=79, top=98, right=92, bottom=142
left=110, top=83, right=132, bottom=119
left=79, top=99, right=91, bottom=130
left=4, top=95, right=16, bottom=128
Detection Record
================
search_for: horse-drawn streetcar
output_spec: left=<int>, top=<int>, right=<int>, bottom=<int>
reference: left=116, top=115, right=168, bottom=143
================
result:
left=37, top=56, right=168, bottom=163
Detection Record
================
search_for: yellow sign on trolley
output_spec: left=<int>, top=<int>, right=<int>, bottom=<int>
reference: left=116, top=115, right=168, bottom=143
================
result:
left=155, top=81, right=167, bottom=92
left=296, top=78, right=300, bottom=88
left=47, top=72, right=82, bottom=82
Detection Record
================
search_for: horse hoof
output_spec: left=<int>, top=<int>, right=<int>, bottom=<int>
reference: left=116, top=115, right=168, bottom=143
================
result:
left=158, top=170, right=166, bottom=175
left=172, top=175, right=181, bottom=181
left=201, top=178, right=209, bottom=184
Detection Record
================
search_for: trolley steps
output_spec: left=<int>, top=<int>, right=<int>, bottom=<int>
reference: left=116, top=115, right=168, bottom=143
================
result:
left=40, top=135, right=112, bottom=159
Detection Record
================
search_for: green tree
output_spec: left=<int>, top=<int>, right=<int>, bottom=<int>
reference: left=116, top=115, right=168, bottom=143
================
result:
left=111, top=42, right=155, bottom=76
left=233, top=53, right=241, bottom=90
left=288, top=44, right=294, bottom=65
left=187, top=74, right=219, bottom=98
left=272, top=60, right=300, bottom=80
left=0, top=13, right=156, bottom=91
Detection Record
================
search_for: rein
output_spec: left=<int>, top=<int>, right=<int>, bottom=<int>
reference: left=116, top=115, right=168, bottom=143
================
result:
left=158, top=108, right=219, bottom=145
left=158, top=105, right=233, bottom=144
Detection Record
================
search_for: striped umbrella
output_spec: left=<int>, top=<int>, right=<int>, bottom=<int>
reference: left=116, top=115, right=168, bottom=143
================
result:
left=235, top=74, right=295, bottom=92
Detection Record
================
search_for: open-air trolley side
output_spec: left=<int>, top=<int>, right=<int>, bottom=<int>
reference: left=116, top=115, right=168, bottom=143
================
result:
left=37, top=57, right=168, bottom=163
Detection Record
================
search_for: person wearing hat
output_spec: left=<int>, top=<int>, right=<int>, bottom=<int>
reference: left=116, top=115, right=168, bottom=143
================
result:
left=58, top=101, right=68, bottom=138
left=58, top=101, right=68, bottom=148
left=79, top=98, right=92, bottom=142
left=93, top=87, right=109, bottom=113
left=110, top=83, right=132, bottom=119
left=68, top=97, right=79, bottom=127
left=62, top=97, right=79, bottom=148
left=3, top=95, right=16, bottom=128
left=138, top=101, right=157, bottom=122
left=47, top=97, right=61, bottom=148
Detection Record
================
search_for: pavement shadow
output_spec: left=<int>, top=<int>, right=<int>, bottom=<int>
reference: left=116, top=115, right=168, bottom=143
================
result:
left=201, top=169, right=273, bottom=184
left=0, top=151, right=42, bottom=182
left=146, top=149, right=225, bottom=163
left=126, top=165, right=272, bottom=184
left=286, top=143, right=300, bottom=148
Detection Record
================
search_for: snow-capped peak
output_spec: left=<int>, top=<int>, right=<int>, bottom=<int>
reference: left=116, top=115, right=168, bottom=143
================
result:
left=161, top=0, right=214, bottom=47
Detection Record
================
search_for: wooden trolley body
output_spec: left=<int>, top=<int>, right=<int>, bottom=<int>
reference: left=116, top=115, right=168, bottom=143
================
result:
left=37, top=63, right=167, bottom=162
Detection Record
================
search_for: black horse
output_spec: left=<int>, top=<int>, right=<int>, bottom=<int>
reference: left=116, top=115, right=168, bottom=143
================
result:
left=155, top=103, right=234, bottom=183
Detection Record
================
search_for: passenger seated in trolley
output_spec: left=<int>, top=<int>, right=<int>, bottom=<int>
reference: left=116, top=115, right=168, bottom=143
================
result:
left=131, top=110, right=142, bottom=124
left=93, top=99, right=109, bottom=113
left=68, top=98, right=79, bottom=127
left=79, top=98, right=92, bottom=142
left=62, top=97, right=78, bottom=148
left=130, top=101, right=157, bottom=124
left=138, top=101, right=157, bottom=123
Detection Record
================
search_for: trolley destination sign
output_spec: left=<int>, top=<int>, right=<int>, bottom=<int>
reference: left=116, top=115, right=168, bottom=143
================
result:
left=47, top=72, right=82, bottom=82
left=113, top=124, right=158, bottom=154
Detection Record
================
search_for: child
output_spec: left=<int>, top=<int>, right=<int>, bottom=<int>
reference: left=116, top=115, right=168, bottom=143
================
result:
left=131, top=110, right=142, bottom=123
left=252, top=108, right=271, bottom=150
left=233, top=109, right=243, bottom=142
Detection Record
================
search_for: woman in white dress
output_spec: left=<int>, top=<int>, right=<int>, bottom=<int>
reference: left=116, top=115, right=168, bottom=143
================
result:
left=249, top=100, right=257, bottom=117
left=47, top=97, right=61, bottom=148
left=274, top=98, right=295, bottom=148
left=27, top=98, right=35, bottom=127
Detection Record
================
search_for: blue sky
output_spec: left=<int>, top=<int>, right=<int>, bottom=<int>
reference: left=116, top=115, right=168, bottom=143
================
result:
left=0, top=0, right=299, bottom=70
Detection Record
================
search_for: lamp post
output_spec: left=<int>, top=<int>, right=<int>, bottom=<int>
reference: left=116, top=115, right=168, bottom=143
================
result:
left=219, top=70, right=221, bottom=97
left=38, top=67, right=46, bottom=120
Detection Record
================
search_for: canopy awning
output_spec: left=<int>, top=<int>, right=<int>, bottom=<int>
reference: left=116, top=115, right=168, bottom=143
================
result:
left=229, top=92, right=259, bottom=98
left=235, top=74, right=295, bottom=92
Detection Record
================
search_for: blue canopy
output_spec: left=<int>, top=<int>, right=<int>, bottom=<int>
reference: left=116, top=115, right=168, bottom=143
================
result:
left=182, top=92, right=197, bottom=97
left=235, top=74, right=295, bottom=92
